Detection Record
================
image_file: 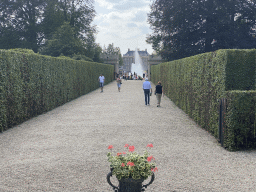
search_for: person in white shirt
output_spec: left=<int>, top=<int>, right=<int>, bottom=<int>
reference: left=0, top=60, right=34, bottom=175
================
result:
left=98, top=74, right=105, bottom=92
left=142, top=78, right=152, bottom=105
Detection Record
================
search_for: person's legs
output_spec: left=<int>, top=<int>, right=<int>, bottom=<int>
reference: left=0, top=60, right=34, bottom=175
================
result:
left=117, top=83, right=121, bottom=92
left=156, top=93, right=161, bottom=106
left=100, top=83, right=104, bottom=92
left=156, top=94, right=159, bottom=105
left=144, top=90, right=149, bottom=105
left=144, top=91, right=147, bottom=105
left=148, top=92, right=150, bottom=105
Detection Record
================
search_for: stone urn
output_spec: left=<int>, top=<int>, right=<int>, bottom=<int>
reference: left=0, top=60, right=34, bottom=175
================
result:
left=107, top=168, right=155, bottom=192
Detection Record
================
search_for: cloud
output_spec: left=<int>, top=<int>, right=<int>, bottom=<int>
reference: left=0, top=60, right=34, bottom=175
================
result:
left=131, top=12, right=147, bottom=22
left=93, top=0, right=153, bottom=54
left=127, top=23, right=138, bottom=28
left=96, top=0, right=150, bottom=10
left=112, top=1, right=146, bottom=11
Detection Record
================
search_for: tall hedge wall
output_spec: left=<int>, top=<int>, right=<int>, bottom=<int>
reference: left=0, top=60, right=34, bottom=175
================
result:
left=224, top=91, right=256, bottom=151
left=0, top=49, right=114, bottom=132
left=151, top=49, right=256, bottom=150
left=226, top=50, right=256, bottom=90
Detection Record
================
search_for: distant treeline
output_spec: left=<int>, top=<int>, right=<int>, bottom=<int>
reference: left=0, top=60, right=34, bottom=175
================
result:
left=0, top=0, right=103, bottom=62
left=147, top=0, right=256, bottom=61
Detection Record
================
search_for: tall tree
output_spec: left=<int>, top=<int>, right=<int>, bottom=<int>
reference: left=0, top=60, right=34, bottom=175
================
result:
left=147, top=0, right=256, bottom=61
left=0, top=0, right=97, bottom=57
left=40, top=0, right=64, bottom=41
left=0, top=0, right=46, bottom=52
left=103, top=44, right=123, bottom=66
left=41, top=22, right=86, bottom=57
left=40, top=0, right=96, bottom=58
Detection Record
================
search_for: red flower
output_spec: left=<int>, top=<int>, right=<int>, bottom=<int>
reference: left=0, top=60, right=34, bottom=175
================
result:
left=117, top=152, right=122, bottom=156
left=151, top=167, right=158, bottom=172
left=123, top=152, right=126, bottom=154
left=147, top=155, right=155, bottom=162
left=127, top=161, right=135, bottom=166
left=147, top=143, right=153, bottom=148
left=124, top=144, right=129, bottom=148
left=121, top=163, right=125, bottom=167
left=108, top=145, right=113, bottom=149
left=128, top=145, right=135, bottom=152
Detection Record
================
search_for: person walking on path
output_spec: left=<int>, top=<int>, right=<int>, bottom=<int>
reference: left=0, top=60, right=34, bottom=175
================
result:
left=98, top=74, right=105, bottom=92
left=155, top=81, right=164, bottom=107
left=116, top=76, right=122, bottom=92
left=143, top=78, right=152, bottom=105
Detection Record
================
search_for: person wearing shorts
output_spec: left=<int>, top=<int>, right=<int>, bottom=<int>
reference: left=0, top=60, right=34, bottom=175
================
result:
left=98, top=74, right=105, bottom=92
left=116, top=76, right=122, bottom=92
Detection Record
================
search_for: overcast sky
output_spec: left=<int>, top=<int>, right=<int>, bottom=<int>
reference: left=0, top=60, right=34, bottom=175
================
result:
left=92, top=0, right=154, bottom=55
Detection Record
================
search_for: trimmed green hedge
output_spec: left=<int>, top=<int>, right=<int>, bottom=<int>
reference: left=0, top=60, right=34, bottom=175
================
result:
left=0, top=49, right=114, bottom=132
left=151, top=49, right=256, bottom=150
left=226, top=50, right=256, bottom=90
left=224, top=91, right=256, bottom=151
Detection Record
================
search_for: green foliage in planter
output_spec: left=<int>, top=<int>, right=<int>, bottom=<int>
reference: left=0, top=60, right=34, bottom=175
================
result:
left=224, top=91, right=256, bottom=151
left=0, top=49, right=114, bottom=132
left=151, top=49, right=256, bottom=150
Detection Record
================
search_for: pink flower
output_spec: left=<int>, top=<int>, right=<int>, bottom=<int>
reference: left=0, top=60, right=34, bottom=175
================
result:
left=147, top=155, right=155, bottom=162
left=151, top=167, right=158, bottom=172
left=121, top=163, right=125, bottom=167
left=147, top=143, right=153, bottom=148
left=128, top=145, right=135, bottom=152
left=124, top=144, right=129, bottom=148
left=123, top=152, right=126, bottom=154
left=127, top=161, right=135, bottom=167
left=108, top=145, right=113, bottom=149
left=117, top=152, right=122, bottom=156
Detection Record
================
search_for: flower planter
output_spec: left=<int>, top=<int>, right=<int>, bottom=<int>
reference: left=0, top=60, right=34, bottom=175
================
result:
left=106, top=144, right=157, bottom=191
left=107, top=169, right=155, bottom=192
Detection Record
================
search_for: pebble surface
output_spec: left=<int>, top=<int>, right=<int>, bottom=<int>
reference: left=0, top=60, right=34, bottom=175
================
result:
left=0, top=80, right=256, bottom=192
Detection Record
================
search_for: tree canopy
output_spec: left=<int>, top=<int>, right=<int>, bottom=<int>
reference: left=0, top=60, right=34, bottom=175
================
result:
left=0, top=0, right=102, bottom=62
left=147, top=0, right=256, bottom=61
left=103, top=43, right=124, bottom=66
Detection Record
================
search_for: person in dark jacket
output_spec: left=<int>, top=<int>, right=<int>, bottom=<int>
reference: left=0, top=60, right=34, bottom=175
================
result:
left=155, top=81, right=164, bottom=107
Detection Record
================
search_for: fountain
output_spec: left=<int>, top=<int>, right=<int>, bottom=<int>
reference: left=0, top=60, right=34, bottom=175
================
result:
left=131, top=48, right=144, bottom=78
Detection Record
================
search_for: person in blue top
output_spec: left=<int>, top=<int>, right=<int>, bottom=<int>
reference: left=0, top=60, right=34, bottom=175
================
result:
left=142, top=78, right=152, bottom=106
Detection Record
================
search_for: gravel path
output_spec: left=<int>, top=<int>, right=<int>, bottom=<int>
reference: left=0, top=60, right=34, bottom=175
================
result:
left=1, top=80, right=256, bottom=192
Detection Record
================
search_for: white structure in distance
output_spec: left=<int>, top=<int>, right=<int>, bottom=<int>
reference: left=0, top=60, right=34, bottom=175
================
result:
left=131, top=48, right=144, bottom=78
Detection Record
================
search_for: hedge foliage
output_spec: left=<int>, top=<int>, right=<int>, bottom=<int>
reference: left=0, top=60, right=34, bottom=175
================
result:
left=0, top=49, right=114, bottom=132
left=224, top=91, right=256, bottom=151
left=151, top=49, right=256, bottom=150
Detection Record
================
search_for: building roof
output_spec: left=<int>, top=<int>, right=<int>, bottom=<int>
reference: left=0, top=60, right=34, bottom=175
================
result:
left=123, top=50, right=149, bottom=57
